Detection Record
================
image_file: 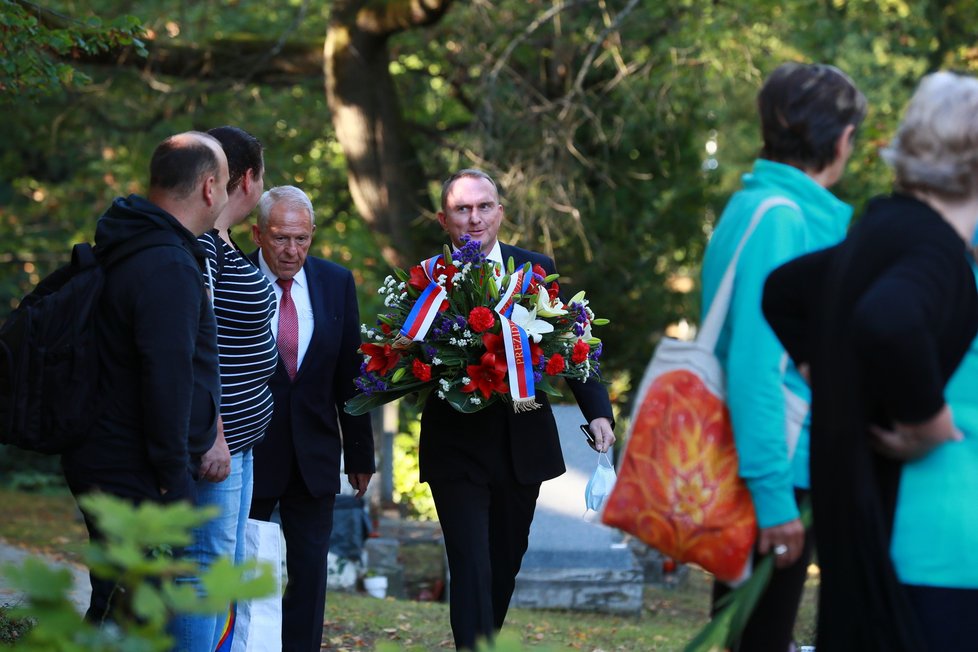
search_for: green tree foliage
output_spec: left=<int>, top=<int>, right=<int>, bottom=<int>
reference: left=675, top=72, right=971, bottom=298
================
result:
left=2, top=493, right=274, bottom=650
left=0, top=0, right=146, bottom=102
left=2, top=0, right=978, bottom=466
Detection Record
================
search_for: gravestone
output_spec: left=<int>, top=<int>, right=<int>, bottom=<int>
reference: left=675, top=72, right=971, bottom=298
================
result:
left=510, top=404, right=644, bottom=614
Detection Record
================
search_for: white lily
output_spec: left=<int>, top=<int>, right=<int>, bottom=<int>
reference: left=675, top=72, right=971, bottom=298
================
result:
left=511, top=304, right=554, bottom=343
left=534, top=289, right=568, bottom=317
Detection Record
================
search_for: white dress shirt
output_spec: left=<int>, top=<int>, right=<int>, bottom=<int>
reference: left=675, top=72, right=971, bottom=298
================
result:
left=258, top=250, right=315, bottom=371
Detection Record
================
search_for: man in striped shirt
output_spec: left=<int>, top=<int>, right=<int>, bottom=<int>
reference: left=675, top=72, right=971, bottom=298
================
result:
left=172, top=126, right=278, bottom=652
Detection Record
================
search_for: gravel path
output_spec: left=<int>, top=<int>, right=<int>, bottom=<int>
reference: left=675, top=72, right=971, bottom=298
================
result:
left=0, top=538, right=90, bottom=614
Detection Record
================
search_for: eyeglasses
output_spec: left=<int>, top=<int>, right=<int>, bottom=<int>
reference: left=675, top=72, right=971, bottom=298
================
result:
left=449, top=201, right=498, bottom=217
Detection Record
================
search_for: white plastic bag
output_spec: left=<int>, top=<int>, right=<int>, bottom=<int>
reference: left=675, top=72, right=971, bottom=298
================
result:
left=231, top=518, right=283, bottom=652
left=584, top=451, right=616, bottom=513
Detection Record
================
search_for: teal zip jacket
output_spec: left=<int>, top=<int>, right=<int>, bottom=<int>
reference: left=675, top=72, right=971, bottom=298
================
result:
left=890, top=259, right=978, bottom=588
left=700, top=160, right=852, bottom=528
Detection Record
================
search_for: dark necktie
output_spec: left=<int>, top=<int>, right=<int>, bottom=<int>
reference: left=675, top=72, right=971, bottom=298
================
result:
left=276, top=278, right=299, bottom=381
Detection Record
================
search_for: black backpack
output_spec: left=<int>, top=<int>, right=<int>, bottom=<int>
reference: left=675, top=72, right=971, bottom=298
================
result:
left=0, top=232, right=183, bottom=454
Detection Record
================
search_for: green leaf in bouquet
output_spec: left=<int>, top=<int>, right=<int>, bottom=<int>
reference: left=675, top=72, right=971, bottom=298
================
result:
left=534, top=378, right=564, bottom=398
left=591, top=318, right=610, bottom=326
left=444, top=244, right=453, bottom=262
left=543, top=273, right=559, bottom=283
left=414, top=385, right=434, bottom=408
left=443, top=387, right=493, bottom=413
left=393, top=267, right=410, bottom=283
left=391, top=367, right=407, bottom=383
left=684, top=499, right=812, bottom=651
left=507, top=256, right=515, bottom=274
left=587, top=338, right=603, bottom=346
left=344, top=382, right=429, bottom=415
left=487, top=271, right=500, bottom=300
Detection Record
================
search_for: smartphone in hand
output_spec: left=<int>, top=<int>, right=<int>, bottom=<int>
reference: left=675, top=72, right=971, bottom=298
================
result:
left=580, top=424, right=597, bottom=451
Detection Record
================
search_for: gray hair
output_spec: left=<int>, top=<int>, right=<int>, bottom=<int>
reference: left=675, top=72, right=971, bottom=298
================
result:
left=881, top=71, right=978, bottom=200
left=440, top=168, right=500, bottom=211
left=256, top=185, right=315, bottom=230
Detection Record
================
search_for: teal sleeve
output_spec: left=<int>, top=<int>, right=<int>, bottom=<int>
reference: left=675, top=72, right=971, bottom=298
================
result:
left=725, top=206, right=806, bottom=528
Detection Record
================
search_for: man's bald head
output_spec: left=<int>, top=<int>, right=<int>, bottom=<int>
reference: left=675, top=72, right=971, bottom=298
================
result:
left=149, top=131, right=227, bottom=199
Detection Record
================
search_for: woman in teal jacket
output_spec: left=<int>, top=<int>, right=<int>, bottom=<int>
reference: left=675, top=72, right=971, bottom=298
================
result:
left=699, top=62, right=866, bottom=651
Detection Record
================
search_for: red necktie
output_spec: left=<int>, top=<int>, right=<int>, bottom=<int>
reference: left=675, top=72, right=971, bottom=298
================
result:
left=276, top=278, right=299, bottom=381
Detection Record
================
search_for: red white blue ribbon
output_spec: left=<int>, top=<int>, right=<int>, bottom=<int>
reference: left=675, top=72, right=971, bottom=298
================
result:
left=494, top=267, right=532, bottom=318
left=400, top=255, right=447, bottom=342
left=499, top=314, right=536, bottom=408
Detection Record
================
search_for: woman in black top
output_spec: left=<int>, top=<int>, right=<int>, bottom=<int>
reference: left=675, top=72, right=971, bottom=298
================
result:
left=763, top=72, right=978, bottom=650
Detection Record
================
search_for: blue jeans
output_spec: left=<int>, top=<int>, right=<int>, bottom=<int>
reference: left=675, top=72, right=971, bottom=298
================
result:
left=171, top=449, right=254, bottom=652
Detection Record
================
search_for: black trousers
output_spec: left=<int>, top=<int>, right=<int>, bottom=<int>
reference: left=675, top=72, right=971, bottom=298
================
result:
left=250, top=468, right=336, bottom=652
left=904, top=584, right=978, bottom=650
left=429, top=467, right=540, bottom=651
left=711, top=490, right=815, bottom=652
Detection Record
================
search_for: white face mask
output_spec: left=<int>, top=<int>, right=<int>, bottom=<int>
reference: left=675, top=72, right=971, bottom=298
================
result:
left=584, top=451, right=617, bottom=514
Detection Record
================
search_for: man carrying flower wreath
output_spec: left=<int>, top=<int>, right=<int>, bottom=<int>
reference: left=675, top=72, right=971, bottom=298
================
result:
left=420, top=169, right=616, bottom=650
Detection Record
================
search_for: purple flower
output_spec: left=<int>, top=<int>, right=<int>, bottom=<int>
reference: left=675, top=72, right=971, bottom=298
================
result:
left=573, top=323, right=585, bottom=337
left=533, top=370, right=543, bottom=383
left=423, top=344, right=438, bottom=359
left=354, top=369, right=389, bottom=396
left=452, top=234, right=487, bottom=265
left=590, top=343, right=603, bottom=360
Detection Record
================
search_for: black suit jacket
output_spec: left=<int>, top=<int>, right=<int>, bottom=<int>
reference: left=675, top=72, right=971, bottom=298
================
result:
left=249, top=253, right=375, bottom=499
left=419, top=243, right=613, bottom=485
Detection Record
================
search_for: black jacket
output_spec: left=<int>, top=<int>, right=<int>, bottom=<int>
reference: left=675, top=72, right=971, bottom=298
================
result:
left=763, top=194, right=978, bottom=650
left=248, top=253, right=375, bottom=499
left=62, top=195, right=220, bottom=503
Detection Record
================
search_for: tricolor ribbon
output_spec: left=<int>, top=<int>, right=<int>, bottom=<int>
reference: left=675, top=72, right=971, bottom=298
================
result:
left=399, top=255, right=448, bottom=343
left=407, top=255, right=541, bottom=412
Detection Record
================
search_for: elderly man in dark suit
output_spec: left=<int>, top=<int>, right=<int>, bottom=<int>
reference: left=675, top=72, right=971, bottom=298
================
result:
left=420, top=169, right=616, bottom=650
left=248, top=185, right=374, bottom=652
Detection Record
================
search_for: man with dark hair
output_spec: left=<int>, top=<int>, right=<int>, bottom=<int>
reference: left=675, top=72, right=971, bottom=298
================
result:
left=699, top=62, right=866, bottom=650
left=172, top=126, right=277, bottom=651
left=421, top=168, right=616, bottom=651
left=249, top=185, right=375, bottom=652
left=61, top=131, right=228, bottom=624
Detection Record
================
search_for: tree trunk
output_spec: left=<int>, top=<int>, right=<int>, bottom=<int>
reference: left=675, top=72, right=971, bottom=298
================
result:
left=324, top=0, right=455, bottom=268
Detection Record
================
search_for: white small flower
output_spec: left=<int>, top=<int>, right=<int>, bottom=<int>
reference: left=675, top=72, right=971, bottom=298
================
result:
left=439, top=378, right=452, bottom=390
left=469, top=396, right=482, bottom=405
left=432, top=357, right=443, bottom=365
left=377, top=286, right=387, bottom=295
left=374, top=334, right=384, bottom=341
left=452, top=322, right=462, bottom=332
left=437, top=390, right=446, bottom=399
left=462, top=377, right=471, bottom=385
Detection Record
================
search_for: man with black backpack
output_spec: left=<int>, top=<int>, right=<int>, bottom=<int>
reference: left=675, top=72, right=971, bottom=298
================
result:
left=60, top=131, right=228, bottom=625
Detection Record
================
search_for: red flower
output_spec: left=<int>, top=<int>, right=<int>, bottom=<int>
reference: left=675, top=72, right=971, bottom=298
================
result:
left=468, top=306, right=496, bottom=333
left=462, top=352, right=508, bottom=399
left=435, top=260, right=459, bottom=288
left=360, top=342, right=402, bottom=376
left=412, top=358, right=432, bottom=382
left=548, top=281, right=560, bottom=302
left=482, top=332, right=505, bottom=356
left=380, top=322, right=392, bottom=335
left=524, top=264, right=549, bottom=296
left=408, top=265, right=429, bottom=292
left=530, top=342, right=543, bottom=366
left=545, top=353, right=566, bottom=376
left=571, top=340, right=590, bottom=364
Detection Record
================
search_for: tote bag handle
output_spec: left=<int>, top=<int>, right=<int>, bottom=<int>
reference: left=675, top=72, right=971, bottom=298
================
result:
left=697, top=197, right=799, bottom=352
